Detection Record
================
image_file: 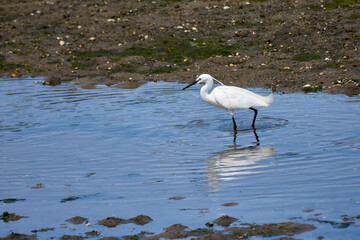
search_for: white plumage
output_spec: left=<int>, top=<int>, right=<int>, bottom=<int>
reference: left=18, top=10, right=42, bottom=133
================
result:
left=183, top=74, right=273, bottom=130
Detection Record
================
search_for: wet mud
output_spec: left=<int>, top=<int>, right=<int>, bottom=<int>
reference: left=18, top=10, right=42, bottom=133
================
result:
left=1, top=0, right=359, bottom=95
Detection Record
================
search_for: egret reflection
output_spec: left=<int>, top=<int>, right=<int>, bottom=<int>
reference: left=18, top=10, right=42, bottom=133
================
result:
left=206, top=144, right=275, bottom=190
left=234, top=127, right=259, bottom=143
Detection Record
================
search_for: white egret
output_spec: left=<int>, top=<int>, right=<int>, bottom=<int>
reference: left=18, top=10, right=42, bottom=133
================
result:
left=183, top=74, right=273, bottom=131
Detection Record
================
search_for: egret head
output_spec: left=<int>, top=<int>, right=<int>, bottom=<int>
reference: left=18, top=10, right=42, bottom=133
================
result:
left=182, top=74, right=214, bottom=90
left=196, top=74, right=213, bottom=83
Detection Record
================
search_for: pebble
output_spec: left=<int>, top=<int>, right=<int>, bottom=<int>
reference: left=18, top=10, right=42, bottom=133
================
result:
left=59, top=40, right=65, bottom=46
left=205, top=221, right=214, bottom=227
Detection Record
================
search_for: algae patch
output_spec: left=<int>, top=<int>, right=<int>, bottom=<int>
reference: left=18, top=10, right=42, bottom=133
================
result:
left=293, top=53, right=321, bottom=61
left=70, top=37, right=237, bottom=74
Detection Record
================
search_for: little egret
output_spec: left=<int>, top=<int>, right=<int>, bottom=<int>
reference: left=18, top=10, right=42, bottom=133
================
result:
left=182, top=74, right=273, bottom=131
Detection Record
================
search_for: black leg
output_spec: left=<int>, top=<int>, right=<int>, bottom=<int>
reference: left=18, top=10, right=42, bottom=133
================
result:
left=249, top=107, right=258, bottom=129
left=232, top=116, right=237, bottom=131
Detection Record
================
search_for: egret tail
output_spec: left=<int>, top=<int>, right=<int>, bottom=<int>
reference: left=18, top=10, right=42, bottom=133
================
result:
left=262, top=93, right=274, bottom=107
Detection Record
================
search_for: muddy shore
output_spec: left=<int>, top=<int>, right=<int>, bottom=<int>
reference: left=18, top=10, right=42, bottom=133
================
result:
left=1, top=0, right=359, bottom=95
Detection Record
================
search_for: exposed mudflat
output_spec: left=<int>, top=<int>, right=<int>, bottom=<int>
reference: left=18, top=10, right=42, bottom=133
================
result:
left=1, top=0, right=359, bottom=95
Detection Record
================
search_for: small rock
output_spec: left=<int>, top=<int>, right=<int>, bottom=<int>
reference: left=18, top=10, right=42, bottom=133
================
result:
left=303, top=209, right=314, bottom=212
left=1, top=212, right=25, bottom=222
left=59, top=40, right=65, bottom=46
left=31, top=183, right=44, bottom=189
left=213, top=215, right=238, bottom=227
left=129, top=215, right=153, bottom=225
left=85, top=230, right=101, bottom=236
left=169, top=196, right=184, bottom=200
left=98, top=217, right=127, bottom=228
left=164, top=224, right=188, bottom=232
left=205, top=221, right=214, bottom=227
left=42, top=77, right=61, bottom=86
left=221, top=202, right=239, bottom=207
left=66, top=216, right=88, bottom=224
left=99, top=237, right=122, bottom=240
left=31, top=228, right=55, bottom=233
left=0, top=233, right=37, bottom=240
left=60, top=235, right=83, bottom=240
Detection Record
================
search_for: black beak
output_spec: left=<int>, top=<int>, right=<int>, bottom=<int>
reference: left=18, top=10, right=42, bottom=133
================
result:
left=182, top=80, right=198, bottom=90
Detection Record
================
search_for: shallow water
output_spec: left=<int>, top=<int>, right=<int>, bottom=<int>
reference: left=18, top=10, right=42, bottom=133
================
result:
left=1, top=78, right=359, bottom=239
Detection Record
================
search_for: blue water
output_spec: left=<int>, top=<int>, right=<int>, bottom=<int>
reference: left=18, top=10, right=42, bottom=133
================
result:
left=1, top=78, right=359, bottom=239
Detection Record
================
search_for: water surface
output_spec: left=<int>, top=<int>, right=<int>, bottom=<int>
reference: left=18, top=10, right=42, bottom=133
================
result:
left=1, top=78, right=359, bottom=239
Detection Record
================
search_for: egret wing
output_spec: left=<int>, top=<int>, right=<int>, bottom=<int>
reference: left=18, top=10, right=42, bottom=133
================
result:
left=211, top=86, right=270, bottom=110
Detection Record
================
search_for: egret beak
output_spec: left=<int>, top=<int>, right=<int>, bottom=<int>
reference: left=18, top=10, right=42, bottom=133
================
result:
left=182, top=80, right=199, bottom=90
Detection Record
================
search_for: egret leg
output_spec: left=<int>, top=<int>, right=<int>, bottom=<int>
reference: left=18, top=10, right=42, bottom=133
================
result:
left=232, top=116, right=237, bottom=131
left=249, top=107, right=258, bottom=128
